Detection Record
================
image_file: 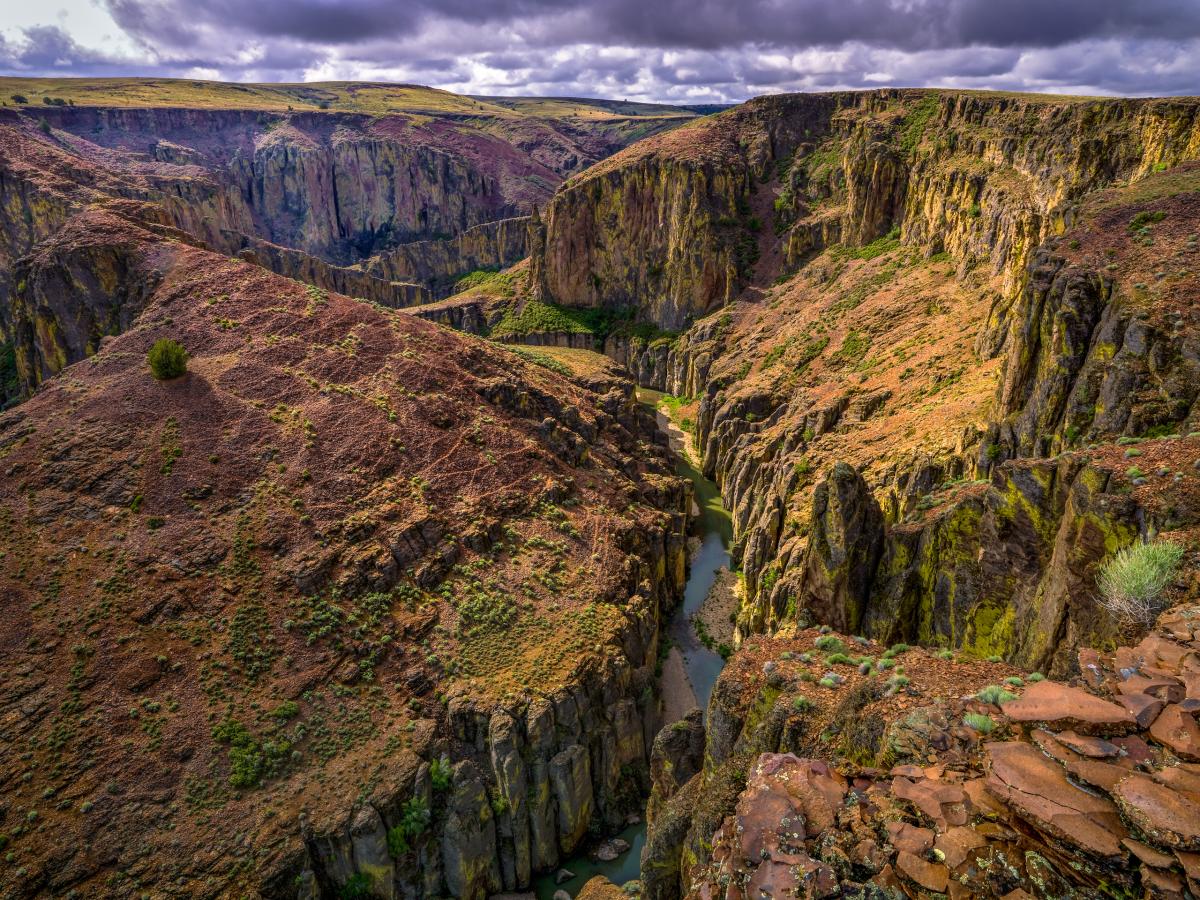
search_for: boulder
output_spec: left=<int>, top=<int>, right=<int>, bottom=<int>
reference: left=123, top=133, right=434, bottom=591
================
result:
left=1111, top=772, right=1200, bottom=851
left=796, top=462, right=885, bottom=634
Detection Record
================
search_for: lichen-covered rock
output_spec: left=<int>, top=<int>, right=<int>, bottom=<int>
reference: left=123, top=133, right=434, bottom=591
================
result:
left=795, top=462, right=884, bottom=634
left=442, top=761, right=504, bottom=899
left=550, top=744, right=595, bottom=854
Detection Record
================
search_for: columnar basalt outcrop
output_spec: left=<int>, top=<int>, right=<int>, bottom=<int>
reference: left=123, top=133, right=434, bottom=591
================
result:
left=361, top=217, right=529, bottom=298
left=231, top=236, right=431, bottom=307
left=534, top=90, right=1200, bottom=331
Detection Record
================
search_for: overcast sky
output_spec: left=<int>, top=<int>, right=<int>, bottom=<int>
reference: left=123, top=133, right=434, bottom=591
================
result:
left=1, top=0, right=1199, bottom=103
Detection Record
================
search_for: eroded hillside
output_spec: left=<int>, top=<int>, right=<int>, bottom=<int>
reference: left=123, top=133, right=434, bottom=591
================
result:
left=0, top=210, right=693, bottom=896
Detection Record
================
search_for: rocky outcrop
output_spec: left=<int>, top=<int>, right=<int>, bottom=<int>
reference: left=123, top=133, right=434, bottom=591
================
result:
left=993, top=236, right=1200, bottom=459
left=646, top=607, right=1200, bottom=900
left=793, top=463, right=884, bottom=636
left=641, top=711, right=706, bottom=900
left=535, top=91, right=1200, bottom=331
left=362, top=217, right=529, bottom=298
left=4, top=208, right=177, bottom=390
left=230, top=236, right=430, bottom=307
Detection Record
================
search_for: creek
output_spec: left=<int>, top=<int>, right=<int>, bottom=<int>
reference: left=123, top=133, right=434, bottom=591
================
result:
left=533, top=391, right=733, bottom=899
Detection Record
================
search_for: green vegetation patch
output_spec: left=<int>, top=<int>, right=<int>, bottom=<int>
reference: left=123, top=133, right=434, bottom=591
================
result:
left=147, top=338, right=188, bottom=380
left=899, top=94, right=941, bottom=153
left=491, top=300, right=596, bottom=338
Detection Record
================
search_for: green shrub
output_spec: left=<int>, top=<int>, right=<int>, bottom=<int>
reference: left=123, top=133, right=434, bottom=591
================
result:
left=1097, top=539, right=1185, bottom=625
left=386, top=797, right=430, bottom=856
left=429, top=757, right=453, bottom=792
left=1027, top=672, right=1045, bottom=682
left=270, top=700, right=300, bottom=721
left=825, top=652, right=855, bottom=666
left=1003, top=677, right=1024, bottom=687
left=963, top=713, right=995, bottom=733
left=792, top=695, right=814, bottom=712
left=814, top=635, right=846, bottom=653
left=148, top=339, right=188, bottom=380
left=976, top=685, right=1017, bottom=705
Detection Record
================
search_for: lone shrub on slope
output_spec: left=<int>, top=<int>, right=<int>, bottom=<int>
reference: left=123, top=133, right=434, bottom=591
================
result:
left=1097, top=539, right=1185, bottom=626
left=148, top=339, right=188, bottom=380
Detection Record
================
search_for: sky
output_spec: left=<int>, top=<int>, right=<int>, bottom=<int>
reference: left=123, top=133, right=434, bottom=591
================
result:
left=1, top=0, right=1199, bottom=103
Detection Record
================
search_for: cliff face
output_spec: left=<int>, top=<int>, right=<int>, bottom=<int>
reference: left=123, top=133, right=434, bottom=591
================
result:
left=535, top=90, right=1200, bottom=330
left=522, top=89, right=1200, bottom=672
left=0, top=91, right=700, bottom=401
left=363, top=217, right=530, bottom=298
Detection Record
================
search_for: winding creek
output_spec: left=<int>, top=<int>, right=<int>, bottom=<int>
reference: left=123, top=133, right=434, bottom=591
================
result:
left=534, top=390, right=734, bottom=899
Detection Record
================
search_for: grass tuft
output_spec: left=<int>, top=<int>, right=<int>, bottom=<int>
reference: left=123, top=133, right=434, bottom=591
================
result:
left=1096, top=539, right=1185, bottom=626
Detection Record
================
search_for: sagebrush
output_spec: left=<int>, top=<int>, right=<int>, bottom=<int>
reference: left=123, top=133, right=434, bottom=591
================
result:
left=148, top=338, right=188, bottom=380
left=1097, top=539, right=1184, bottom=625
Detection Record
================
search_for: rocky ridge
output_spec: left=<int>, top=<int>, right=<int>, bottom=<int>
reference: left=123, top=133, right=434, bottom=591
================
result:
left=0, top=212, right=694, bottom=897
left=607, top=603, right=1200, bottom=900
left=492, top=89, right=1200, bottom=670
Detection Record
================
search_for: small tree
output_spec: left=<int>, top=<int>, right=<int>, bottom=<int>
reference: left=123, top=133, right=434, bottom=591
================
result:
left=148, top=339, right=188, bottom=380
left=10, top=94, right=28, bottom=104
left=1097, top=539, right=1185, bottom=626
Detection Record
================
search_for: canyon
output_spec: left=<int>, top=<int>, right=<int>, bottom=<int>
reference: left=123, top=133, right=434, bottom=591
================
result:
left=1, top=78, right=1199, bottom=900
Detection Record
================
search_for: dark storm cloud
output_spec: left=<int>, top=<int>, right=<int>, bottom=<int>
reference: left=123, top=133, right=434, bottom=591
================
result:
left=2, top=0, right=1199, bottom=101
left=97, top=0, right=1200, bottom=52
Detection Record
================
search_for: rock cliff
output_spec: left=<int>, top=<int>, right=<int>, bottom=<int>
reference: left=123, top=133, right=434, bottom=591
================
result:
left=523, top=89, right=1200, bottom=670
left=0, top=82, right=703, bottom=403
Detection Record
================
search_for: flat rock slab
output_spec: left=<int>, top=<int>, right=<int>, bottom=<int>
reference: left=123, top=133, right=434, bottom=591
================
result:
left=984, top=741, right=1127, bottom=859
left=891, top=776, right=968, bottom=831
left=895, top=850, right=948, bottom=892
left=1001, top=681, right=1135, bottom=735
left=1112, top=772, right=1200, bottom=851
left=1116, top=692, right=1165, bottom=729
left=1149, top=704, right=1200, bottom=761
left=1054, top=730, right=1120, bottom=758
left=885, top=821, right=933, bottom=853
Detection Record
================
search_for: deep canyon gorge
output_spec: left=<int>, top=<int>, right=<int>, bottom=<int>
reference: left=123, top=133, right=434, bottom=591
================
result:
left=0, top=78, right=1199, bottom=900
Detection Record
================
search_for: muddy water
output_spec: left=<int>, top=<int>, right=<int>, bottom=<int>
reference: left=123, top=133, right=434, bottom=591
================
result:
left=533, top=391, right=733, bottom=899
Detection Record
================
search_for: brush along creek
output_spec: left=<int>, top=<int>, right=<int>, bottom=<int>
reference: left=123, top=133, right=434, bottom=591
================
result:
left=533, top=391, right=736, bottom=899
